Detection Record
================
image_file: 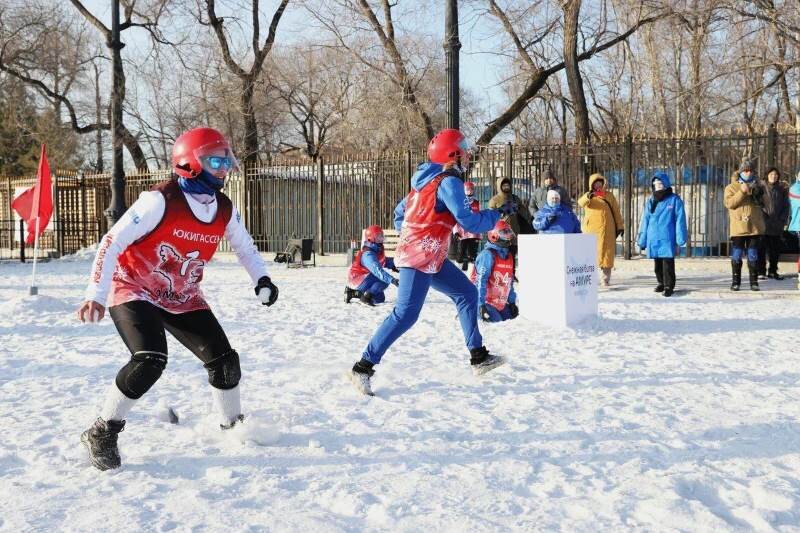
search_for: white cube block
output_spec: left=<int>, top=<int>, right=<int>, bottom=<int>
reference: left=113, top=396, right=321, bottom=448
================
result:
left=517, top=234, right=598, bottom=328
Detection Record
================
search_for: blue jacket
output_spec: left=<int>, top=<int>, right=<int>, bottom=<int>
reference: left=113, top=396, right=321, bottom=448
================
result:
left=394, top=163, right=499, bottom=233
left=474, top=243, right=517, bottom=306
left=360, top=242, right=396, bottom=285
left=532, top=203, right=581, bottom=234
left=789, top=181, right=800, bottom=232
left=637, top=175, right=688, bottom=258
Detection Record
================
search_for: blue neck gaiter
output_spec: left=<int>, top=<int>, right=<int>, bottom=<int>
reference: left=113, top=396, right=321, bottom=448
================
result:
left=178, top=170, right=224, bottom=195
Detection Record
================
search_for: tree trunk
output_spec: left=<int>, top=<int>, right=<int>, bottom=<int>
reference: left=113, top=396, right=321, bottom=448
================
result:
left=241, top=78, right=260, bottom=166
left=562, top=0, right=591, bottom=143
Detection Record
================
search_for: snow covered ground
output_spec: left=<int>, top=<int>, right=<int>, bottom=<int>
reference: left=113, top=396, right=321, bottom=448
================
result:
left=1, top=253, right=800, bottom=532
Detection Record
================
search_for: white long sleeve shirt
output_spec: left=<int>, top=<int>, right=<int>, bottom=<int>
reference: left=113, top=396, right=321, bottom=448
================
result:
left=85, top=190, right=269, bottom=306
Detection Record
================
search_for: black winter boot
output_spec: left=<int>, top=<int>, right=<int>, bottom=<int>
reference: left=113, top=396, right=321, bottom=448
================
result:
left=358, top=292, right=375, bottom=306
left=344, top=287, right=359, bottom=304
left=747, top=261, right=760, bottom=291
left=81, top=418, right=125, bottom=471
left=469, top=346, right=507, bottom=376
left=349, top=359, right=375, bottom=396
left=730, top=260, right=742, bottom=291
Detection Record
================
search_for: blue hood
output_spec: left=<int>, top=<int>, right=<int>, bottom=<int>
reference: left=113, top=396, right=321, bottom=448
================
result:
left=652, top=173, right=671, bottom=189
left=485, top=242, right=511, bottom=258
left=410, top=162, right=447, bottom=191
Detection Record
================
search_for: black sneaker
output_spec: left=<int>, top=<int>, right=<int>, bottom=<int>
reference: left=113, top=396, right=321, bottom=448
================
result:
left=654, top=285, right=664, bottom=293
left=349, top=359, right=375, bottom=396
left=220, top=414, right=245, bottom=430
left=767, top=272, right=784, bottom=280
left=663, top=288, right=674, bottom=297
left=81, top=418, right=125, bottom=471
left=469, top=346, right=507, bottom=376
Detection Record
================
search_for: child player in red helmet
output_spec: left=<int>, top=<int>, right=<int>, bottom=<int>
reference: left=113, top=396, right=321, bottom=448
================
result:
left=348, top=129, right=516, bottom=395
left=452, top=180, right=481, bottom=270
left=77, top=127, right=278, bottom=471
left=345, top=225, right=399, bottom=306
left=473, top=220, right=519, bottom=322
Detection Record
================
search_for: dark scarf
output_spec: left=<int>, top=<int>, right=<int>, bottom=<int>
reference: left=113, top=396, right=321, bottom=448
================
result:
left=178, top=170, right=225, bottom=195
left=650, top=187, right=673, bottom=213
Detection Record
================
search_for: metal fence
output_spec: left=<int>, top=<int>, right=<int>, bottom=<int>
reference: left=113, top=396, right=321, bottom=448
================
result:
left=2, top=127, right=798, bottom=260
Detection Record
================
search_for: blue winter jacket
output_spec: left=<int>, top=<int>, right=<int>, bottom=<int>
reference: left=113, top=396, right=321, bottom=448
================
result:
left=474, top=243, right=517, bottom=306
left=394, top=163, right=500, bottom=233
left=789, top=181, right=800, bottom=232
left=360, top=242, right=396, bottom=285
left=532, top=203, right=581, bottom=234
left=636, top=175, right=688, bottom=258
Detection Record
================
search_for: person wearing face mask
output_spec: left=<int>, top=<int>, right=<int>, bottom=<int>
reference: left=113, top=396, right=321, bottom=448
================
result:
left=636, top=173, right=688, bottom=297
left=452, top=181, right=482, bottom=270
left=76, top=127, right=277, bottom=471
left=757, top=167, right=790, bottom=280
left=529, top=168, right=572, bottom=216
left=532, top=189, right=581, bottom=234
left=724, top=159, right=766, bottom=291
left=472, top=220, right=519, bottom=323
left=788, top=170, right=800, bottom=289
left=347, top=129, right=507, bottom=396
left=345, top=225, right=399, bottom=306
left=577, top=173, right=623, bottom=286
left=488, top=175, right=532, bottom=256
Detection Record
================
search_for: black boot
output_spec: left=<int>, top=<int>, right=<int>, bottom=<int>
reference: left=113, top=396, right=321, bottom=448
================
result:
left=81, top=418, right=125, bottom=471
left=730, top=260, right=742, bottom=291
left=748, top=261, right=760, bottom=291
left=469, top=346, right=507, bottom=376
left=358, top=292, right=375, bottom=306
left=344, top=287, right=359, bottom=304
left=349, top=359, right=375, bottom=395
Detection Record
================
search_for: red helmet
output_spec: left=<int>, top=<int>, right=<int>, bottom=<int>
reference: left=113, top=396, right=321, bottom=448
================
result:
left=364, top=225, right=385, bottom=245
left=428, top=129, right=472, bottom=166
left=464, top=181, right=476, bottom=196
left=172, top=127, right=238, bottom=179
left=487, top=220, right=514, bottom=246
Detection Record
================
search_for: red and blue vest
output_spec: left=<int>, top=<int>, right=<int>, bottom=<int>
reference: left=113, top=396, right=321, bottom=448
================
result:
left=348, top=248, right=386, bottom=289
left=471, top=249, right=515, bottom=311
left=454, top=198, right=481, bottom=239
left=394, top=175, right=457, bottom=273
left=109, top=180, right=232, bottom=312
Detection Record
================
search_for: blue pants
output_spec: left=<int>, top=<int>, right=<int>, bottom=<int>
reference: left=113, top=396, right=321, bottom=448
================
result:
left=357, top=275, right=388, bottom=304
left=484, top=304, right=514, bottom=322
left=362, top=261, right=482, bottom=364
left=731, top=236, right=760, bottom=263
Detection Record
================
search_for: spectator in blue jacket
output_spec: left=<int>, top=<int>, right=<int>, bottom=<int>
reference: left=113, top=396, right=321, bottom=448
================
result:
left=532, top=190, right=581, bottom=234
left=788, top=170, right=800, bottom=288
left=345, top=225, right=398, bottom=306
left=473, top=220, right=519, bottom=322
left=637, top=173, right=688, bottom=297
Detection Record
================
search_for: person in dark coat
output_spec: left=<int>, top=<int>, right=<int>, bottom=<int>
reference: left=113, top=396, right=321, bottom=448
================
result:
left=757, top=167, right=790, bottom=279
left=636, top=173, right=688, bottom=296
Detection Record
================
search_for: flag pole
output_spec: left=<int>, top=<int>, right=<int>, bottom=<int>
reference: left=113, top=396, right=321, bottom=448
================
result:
left=29, top=216, right=40, bottom=296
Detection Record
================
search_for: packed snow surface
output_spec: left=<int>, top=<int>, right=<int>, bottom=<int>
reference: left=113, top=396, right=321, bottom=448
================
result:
left=1, top=255, right=799, bottom=531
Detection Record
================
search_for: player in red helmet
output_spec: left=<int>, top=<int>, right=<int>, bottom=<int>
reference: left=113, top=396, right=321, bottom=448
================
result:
left=345, top=225, right=399, bottom=306
left=77, top=127, right=277, bottom=471
left=348, top=129, right=511, bottom=396
left=452, top=180, right=482, bottom=270
left=472, top=220, right=519, bottom=322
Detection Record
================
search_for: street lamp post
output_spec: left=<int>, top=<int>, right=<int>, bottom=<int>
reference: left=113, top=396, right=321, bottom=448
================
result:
left=444, top=0, right=461, bottom=130
left=105, top=0, right=127, bottom=227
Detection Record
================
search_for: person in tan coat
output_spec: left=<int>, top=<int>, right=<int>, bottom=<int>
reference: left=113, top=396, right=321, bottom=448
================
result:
left=577, top=173, right=623, bottom=286
left=488, top=176, right=532, bottom=257
left=723, top=159, right=766, bottom=291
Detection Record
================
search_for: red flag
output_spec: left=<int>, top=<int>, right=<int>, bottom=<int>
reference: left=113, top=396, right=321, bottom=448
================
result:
left=11, top=144, right=53, bottom=245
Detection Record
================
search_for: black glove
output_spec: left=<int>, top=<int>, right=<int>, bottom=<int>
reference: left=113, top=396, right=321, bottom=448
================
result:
left=616, top=229, right=624, bottom=238
left=508, top=302, right=519, bottom=319
left=389, top=264, right=400, bottom=273
left=496, top=200, right=518, bottom=216
left=255, top=276, right=279, bottom=306
left=546, top=214, right=557, bottom=223
left=391, top=278, right=399, bottom=287
left=480, top=304, right=492, bottom=322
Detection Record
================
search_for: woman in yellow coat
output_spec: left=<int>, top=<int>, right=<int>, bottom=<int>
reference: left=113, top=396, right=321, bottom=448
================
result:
left=577, top=173, right=624, bottom=286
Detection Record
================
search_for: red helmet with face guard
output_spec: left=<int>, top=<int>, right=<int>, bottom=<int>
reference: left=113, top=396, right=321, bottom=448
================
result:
left=487, top=220, right=514, bottom=247
left=172, top=127, right=238, bottom=179
left=364, top=225, right=385, bottom=245
left=427, top=129, right=472, bottom=166
left=464, top=181, right=476, bottom=197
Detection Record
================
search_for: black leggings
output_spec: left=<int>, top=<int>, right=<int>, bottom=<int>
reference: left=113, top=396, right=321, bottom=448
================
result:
left=109, top=300, right=231, bottom=363
left=756, top=235, right=782, bottom=274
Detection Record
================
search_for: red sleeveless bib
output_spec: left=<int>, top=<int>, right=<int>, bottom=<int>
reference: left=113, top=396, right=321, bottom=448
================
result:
left=471, top=249, right=515, bottom=311
left=348, top=248, right=386, bottom=289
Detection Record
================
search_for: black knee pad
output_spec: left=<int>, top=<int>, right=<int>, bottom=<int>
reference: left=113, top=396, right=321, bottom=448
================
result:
left=203, top=349, right=241, bottom=390
left=115, top=351, right=168, bottom=399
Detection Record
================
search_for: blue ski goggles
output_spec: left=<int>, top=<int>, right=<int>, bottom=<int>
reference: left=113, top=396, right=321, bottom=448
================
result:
left=201, top=155, right=235, bottom=171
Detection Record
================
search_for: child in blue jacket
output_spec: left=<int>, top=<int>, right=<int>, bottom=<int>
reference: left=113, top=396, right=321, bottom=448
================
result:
left=345, top=225, right=398, bottom=306
left=474, top=220, right=519, bottom=322
left=637, top=173, right=688, bottom=297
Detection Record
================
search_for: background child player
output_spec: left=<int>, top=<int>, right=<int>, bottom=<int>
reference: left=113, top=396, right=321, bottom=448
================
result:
left=345, top=225, right=399, bottom=306
left=473, top=220, right=520, bottom=322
